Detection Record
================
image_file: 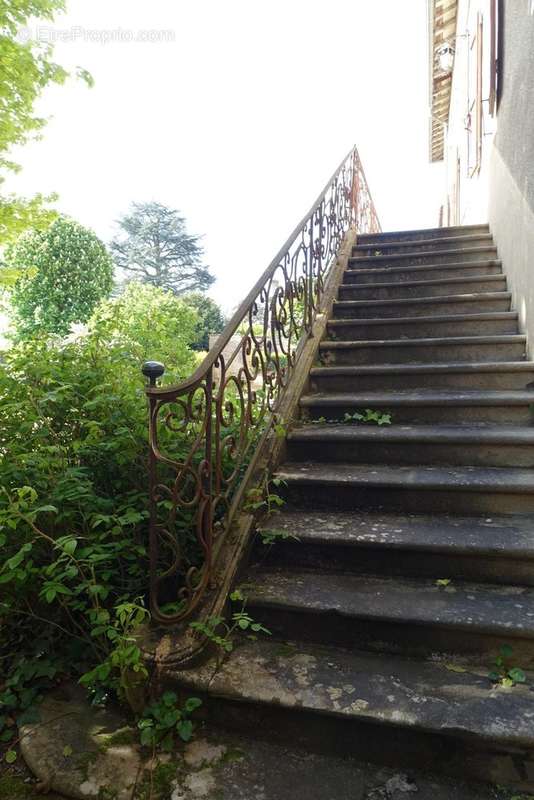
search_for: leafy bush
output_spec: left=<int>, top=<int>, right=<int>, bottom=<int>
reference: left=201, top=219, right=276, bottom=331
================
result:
left=182, top=292, right=226, bottom=351
left=7, top=217, right=114, bottom=336
left=0, top=283, right=199, bottom=732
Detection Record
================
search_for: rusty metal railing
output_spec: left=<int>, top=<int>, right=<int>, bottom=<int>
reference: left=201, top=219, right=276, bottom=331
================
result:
left=143, top=145, right=380, bottom=625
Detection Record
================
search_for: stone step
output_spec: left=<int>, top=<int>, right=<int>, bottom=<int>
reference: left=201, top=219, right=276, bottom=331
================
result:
left=343, top=259, right=503, bottom=284
left=309, top=361, right=534, bottom=392
left=349, top=246, right=498, bottom=268
left=319, top=334, right=526, bottom=366
left=337, top=275, right=506, bottom=301
left=19, top=711, right=506, bottom=800
left=246, top=568, right=534, bottom=662
left=327, top=312, right=519, bottom=340
left=357, top=223, right=490, bottom=245
left=299, top=388, right=534, bottom=424
left=254, top=509, right=534, bottom=585
left=173, top=637, right=534, bottom=788
left=353, top=233, right=494, bottom=256
left=286, top=423, right=534, bottom=468
left=332, top=291, right=511, bottom=319
left=275, top=461, right=534, bottom=514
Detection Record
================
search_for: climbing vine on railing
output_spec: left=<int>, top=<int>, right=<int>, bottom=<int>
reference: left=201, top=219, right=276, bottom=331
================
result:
left=143, top=145, right=380, bottom=624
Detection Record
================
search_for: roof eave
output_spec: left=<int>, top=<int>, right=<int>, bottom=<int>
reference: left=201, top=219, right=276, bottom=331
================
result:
left=428, top=0, right=459, bottom=163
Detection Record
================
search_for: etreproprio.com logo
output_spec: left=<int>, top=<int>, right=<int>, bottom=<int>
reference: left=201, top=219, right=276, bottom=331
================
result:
left=15, top=25, right=176, bottom=45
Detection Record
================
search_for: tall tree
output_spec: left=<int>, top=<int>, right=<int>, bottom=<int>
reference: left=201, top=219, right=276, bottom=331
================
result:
left=0, top=0, right=93, bottom=252
left=110, top=202, right=214, bottom=295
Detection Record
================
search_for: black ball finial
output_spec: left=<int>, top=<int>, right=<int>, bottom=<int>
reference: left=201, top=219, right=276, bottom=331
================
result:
left=142, top=361, right=165, bottom=386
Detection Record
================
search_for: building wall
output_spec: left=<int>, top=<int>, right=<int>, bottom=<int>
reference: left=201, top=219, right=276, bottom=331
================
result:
left=442, top=0, right=497, bottom=225
left=492, top=1, right=534, bottom=211
left=488, top=2, right=534, bottom=347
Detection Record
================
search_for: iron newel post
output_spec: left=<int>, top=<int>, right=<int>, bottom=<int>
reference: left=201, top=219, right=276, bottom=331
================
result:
left=142, top=360, right=165, bottom=387
left=142, top=361, right=165, bottom=614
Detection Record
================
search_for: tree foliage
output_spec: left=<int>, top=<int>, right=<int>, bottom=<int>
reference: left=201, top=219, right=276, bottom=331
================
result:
left=7, top=216, right=114, bottom=336
left=0, top=192, right=59, bottom=252
left=90, top=282, right=198, bottom=384
left=110, top=202, right=214, bottom=295
left=183, top=291, right=226, bottom=351
left=0, top=0, right=67, bottom=173
left=0, top=0, right=93, bottom=248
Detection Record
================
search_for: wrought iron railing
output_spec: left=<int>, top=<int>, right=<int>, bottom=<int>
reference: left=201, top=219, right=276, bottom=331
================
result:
left=143, top=145, right=380, bottom=626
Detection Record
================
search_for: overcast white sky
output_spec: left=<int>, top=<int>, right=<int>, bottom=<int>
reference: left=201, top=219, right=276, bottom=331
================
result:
left=6, top=0, right=445, bottom=312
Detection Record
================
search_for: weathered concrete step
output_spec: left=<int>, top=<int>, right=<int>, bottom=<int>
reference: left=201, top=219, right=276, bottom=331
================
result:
left=275, top=461, right=534, bottom=514
left=309, top=361, right=534, bottom=392
left=319, top=334, right=526, bottom=366
left=333, top=291, right=511, bottom=319
left=287, top=423, right=534, bottom=468
left=299, top=388, right=534, bottom=424
left=338, top=275, right=506, bottom=301
left=174, top=637, right=534, bottom=788
left=357, top=224, right=490, bottom=245
left=343, top=259, right=502, bottom=284
left=327, top=312, right=519, bottom=341
left=349, top=247, right=498, bottom=268
left=353, top=233, right=494, bottom=255
left=255, top=509, right=534, bottom=585
left=246, top=569, right=534, bottom=662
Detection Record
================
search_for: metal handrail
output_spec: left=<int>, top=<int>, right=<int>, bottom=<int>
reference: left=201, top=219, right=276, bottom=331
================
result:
left=143, top=145, right=380, bottom=625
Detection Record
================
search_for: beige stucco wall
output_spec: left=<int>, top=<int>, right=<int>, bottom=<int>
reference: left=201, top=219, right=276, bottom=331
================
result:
left=439, top=0, right=495, bottom=225
left=488, top=147, right=534, bottom=354
left=487, top=3, right=534, bottom=353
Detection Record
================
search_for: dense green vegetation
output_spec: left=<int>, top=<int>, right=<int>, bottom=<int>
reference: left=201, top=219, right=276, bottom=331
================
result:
left=0, top=281, right=201, bottom=753
left=0, top=3, right=225, bottom=766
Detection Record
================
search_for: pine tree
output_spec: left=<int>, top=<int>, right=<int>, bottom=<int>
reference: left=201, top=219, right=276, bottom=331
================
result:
left=110, top=202, right=214, bottom=295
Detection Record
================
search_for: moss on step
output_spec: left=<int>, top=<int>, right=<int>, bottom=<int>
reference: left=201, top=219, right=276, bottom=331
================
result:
left=0, top=774, right=64, bottom=799
left=0, top=776, right=30, bottom=799
left=96, top=726, right=136, bottom=752
left=134, top=760, right=180, bottom=800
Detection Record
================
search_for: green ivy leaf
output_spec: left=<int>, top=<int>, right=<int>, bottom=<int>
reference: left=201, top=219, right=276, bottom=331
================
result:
left=184, top=697, right=202, bottom=714
left=508, top=668, right=526, bottom=684
left=177, top=719, right=193, bottom=742
left=162, top=691, right=177, bottom=707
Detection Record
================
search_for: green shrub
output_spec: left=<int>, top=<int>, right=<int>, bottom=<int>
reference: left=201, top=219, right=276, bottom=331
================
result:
left=0, top=283, right=198, bottom=724
left=7, top=217, right=114, bottom=336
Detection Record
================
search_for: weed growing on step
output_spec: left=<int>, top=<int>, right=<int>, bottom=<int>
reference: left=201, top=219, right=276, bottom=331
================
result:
left=259, top=528, right=300, bottom=546
left=137, top=692, right=202, bottom=750
left=495, top=784, right=534, bottom=800
left=307, top=409, right=392, bottom=426
left=189, top=590, right=271, bottom=658
left=343, top=409, right=392, bottom=425
left=488, top=644, right=526, bottom=687
left=244, top=475, right=286, bottom=517
left=273, top=417, right=289, bottom=438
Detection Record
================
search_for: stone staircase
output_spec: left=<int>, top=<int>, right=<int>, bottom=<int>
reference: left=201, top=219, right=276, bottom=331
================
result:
left=175, top=224, right=534, bottom=789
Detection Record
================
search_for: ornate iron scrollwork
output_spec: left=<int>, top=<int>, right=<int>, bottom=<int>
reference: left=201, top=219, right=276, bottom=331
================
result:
left=144, top=146, right=380, bottom=624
